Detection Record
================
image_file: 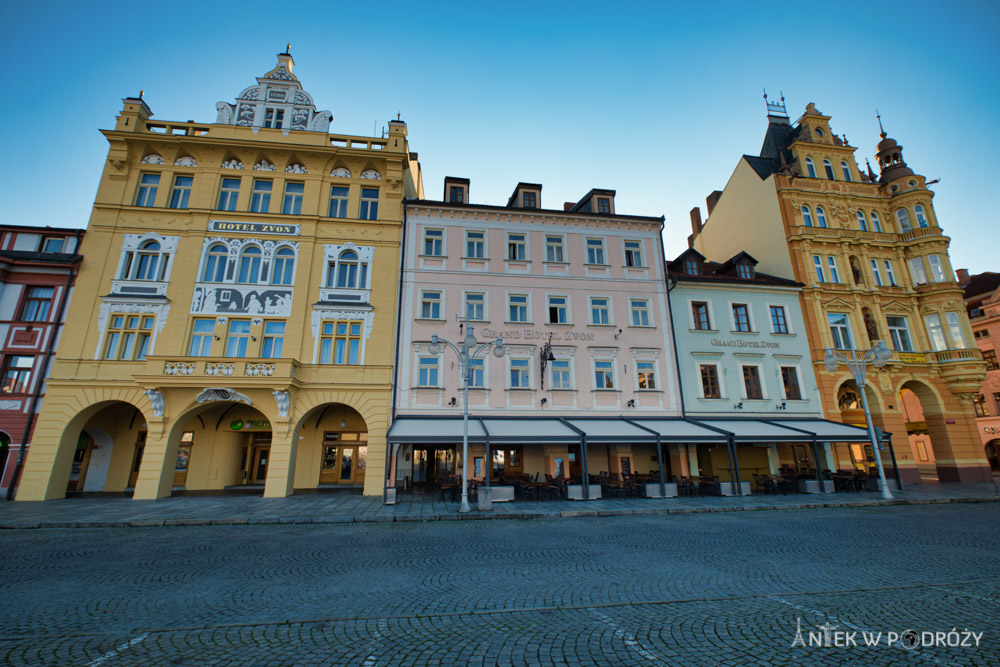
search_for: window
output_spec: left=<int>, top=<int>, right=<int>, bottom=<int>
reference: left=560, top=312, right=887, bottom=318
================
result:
left=828, top=313, right=853, bottom=350
left=1, top=356, right=33, bottom=393
left=104, top=314, right=154, bottom=360
left=328, top=250, right=368, bottom=289
left=550, top=359, right=571, bottom=389
left=328, top=186, right=349, bottom=218
left=870, top=259, right=884, bottom=286
left=448, top=186, right=464, bottom=203
left=742, top=366, right=763, bottom=399
left=596, top=197, right=611, bottom=214
left=420, top=291, right=441, bottom=319
left=510, top=358, right=530, bottom=388
left=590, top=297, right=610, bottom=325
left=816, top=207, right=828, bottom=228
left=218, top=178, right=240, bottom=211
left=974, top=329, right=988, bottom=340
left=188, top=319, right=215, bottom=356
left=736, top=263, right=753, bottom=280
left=886, top=316, right=913, bottom=352
left=423, top=229, right=443, bottom=256
left=770, top=305, right=788, bottom=334
left=261, top=321, right=285, bottom=358
left=945, top=312, right=966, bottom=348
left=827, top=256, right=840, bottom=283
left=321, top=321, right=362, bottom=364
left=908, top=258, right=927, bottom=285
left=507, top=233, right=527, bottom=261
left=545, top=235, right=564, bottom=262
left=813, top=255, right=826, bottom=282
left=928, top=254, right=946, bottom=282
left=780, top=367, right=802, bottom=400
left=586, top=238, right=606, bottom=265
left=732, top=304, right=751, bottom=332
left=594, top=360, right=615, bottom=389
left=884, top=260, right=897, bottom=286
left=973, top=394, right=988, bottom=417
left=630, top=299, right=650, bottom=327
left=42, top=237, right=64, bottom=253
left=700, top=364, right=720, bottom=398
left=802, top=206, right=813, bottom=227
left=418, top=356, right=439, bottom=386
left=121, top=240, right=167, bottom=281
left=522, top=192, right=536, bottom=208
left=870, top=212, right=883, bottom=233
left=684, top=258, right=700, bottom=275
left=508, top=294, right=528, bottom=323
left=692, top=302, right=711, bottom=330
left=249, top=180, right=272, bottom=213
left=548, top=295, right=568, bottom=324
left=236, top=246, right=262, bottom=284
left=21, top=287, right=54, bottom=322
left=202, top=243, right=228, bottom=282
left=856, top=211, right=868, bottom=231
left=225, top=319, right=252, bottom=357
left=263, top=108, right=284, bottom=128
left=135, top=173, right=159, bottom=207
left=467, top=358, right=484, bottom=388
left=465, top=292, right=485, bottom=321
left=271, top=247, right=295, bottom=285
left=914, top=205, right=929, bottom=228
left=841, top=161, right=852, bottom=181
left=896, top=208, right=912, bottom=232
left=282, top=182, right=304, bottom=215
left=465, top=230, right=485, bottom=258
left=995, top=392, right=1000, bottom=412
left=169, top=176, right=193, bottom=209
left=637, top=361, right=656, bottom=390
left=925, top=314, right=946, bottom=351
left=624, top=240, right=643, bottom=267
left=359, top=188, right=379, bottom=219
left=983, top=349, right=999, bottom=371
left=823, top=159, right=835, bottom=179
left=805, top=158, right=816, bottom=178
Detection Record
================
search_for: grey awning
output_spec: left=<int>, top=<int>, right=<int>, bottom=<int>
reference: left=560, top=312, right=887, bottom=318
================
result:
left=759, top=419, right=888, bottom=442
left=692, top=419, right=816, bottom=442
left=480, top=418, right=581, bottom=444
left=564, top=418, right=657, bottom=442
left=625, top=418, right=729, bottom=442
left=387, top=417, right=487, bottom=444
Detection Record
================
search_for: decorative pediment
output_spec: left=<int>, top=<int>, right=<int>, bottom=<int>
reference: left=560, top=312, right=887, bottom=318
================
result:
left=195, top=388, right=252, bottom=405
left=141, top=153, right=164, bottom=165
left=881, top=300, right=911, bottom=315
left=174, top=155, right=197, bottom=167
left=822, top=297, right=853, bottom=310
left=330, top=166, right=352, bottom=178
left=360, top=169, right=382, bottom=180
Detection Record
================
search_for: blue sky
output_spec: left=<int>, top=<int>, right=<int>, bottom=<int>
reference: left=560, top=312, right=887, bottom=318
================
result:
left=2, top=1, right=997, bottom=272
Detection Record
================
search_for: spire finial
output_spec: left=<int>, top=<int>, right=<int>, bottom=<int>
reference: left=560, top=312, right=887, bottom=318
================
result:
left=285, top=43, right=291, bottom=55
left=876, top=108, right=886, bottom=139
left=763, top=88, right=788, bottom=118
left=397, top=112, right=401, bottom=121
left=139, top=90, right=144, bottom=99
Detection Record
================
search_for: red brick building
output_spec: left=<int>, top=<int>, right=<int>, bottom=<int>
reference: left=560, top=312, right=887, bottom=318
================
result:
left=0, top=225, right=82, bottom=498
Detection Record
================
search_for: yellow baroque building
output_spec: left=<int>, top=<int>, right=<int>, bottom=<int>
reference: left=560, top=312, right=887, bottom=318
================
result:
left=692, top=99, right=988, bottom=484
left=17, top=51, right=422, bottom=501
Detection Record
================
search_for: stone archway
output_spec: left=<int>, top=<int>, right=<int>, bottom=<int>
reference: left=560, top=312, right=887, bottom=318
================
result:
left=899, top=379, right=957, bottom=482
left=291, top=403, right=369, bottom=491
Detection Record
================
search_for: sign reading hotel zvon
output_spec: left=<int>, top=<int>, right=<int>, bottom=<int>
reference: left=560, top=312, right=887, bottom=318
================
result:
left=209, top=220, right=301, bottom=236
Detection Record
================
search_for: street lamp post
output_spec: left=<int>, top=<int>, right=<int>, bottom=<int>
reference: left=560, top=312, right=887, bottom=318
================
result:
left=824, top=340, right=895, bottom=500
left=429, top=325, right=505, bottom=513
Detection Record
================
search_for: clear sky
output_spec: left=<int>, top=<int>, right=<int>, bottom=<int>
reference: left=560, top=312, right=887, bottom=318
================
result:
left=2, top=1, right=997, bottom=272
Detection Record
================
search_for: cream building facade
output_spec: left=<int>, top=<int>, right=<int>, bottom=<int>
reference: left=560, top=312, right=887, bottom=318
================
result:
left=17, top=51, right=422, bottom=501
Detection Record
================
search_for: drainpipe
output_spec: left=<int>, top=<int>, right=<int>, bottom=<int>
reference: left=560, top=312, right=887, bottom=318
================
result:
left=7, top=233, right=81, bottom=500
left=385, top=202, right=410, bottom=503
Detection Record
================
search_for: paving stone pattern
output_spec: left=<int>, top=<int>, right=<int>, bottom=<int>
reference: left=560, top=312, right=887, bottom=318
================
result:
left=1, top=504, right=999, bottom=665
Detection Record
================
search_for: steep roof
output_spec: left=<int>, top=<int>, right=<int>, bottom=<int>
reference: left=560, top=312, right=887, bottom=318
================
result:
left=963, top=272, right=1000, bottom=300
left=666, top=250, right=801, bottom=288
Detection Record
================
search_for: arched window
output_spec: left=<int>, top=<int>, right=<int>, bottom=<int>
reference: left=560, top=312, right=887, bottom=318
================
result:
left=896, top=208, right=912, bottom=232
left=856, top=211, right=868, bottom=231
left=326, top=249, right=369, bottom=289
left=802, top=206, right=813, bottom=227
left=823, top=159, right=835, bottom=179
left=134, top=241, right=162, bottom=281
left=816, top=207, right=828, bottom=228
left=271, top=247, right=295, bottom=285
left=870, top=212, right=883, bottom=233
left=805, top=158, right=816, bottom=178
left=914, top=205, right=928, bottom=228
left=202, top=243, right=228, bottom=282
left=236, top=246, right=262, bottom=284
left=841, top=161, right=852, bottom=182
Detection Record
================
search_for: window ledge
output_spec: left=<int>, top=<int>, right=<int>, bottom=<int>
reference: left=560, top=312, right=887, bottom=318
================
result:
left=584, top=263, right=610, bottom=268
left=505, top=321, right=533, bottom=326
left=691, top=329, right=719, bottom=334
left=731, top=330, right=759, bottom=335
left=592, top=389, right=622, bottom=393
left=462, top=257, right=488, bottom=261
left=624, top=265, right=648, bottom=269
left=628, top=325, right=656, bottom=329
left=414, top=386, right=443, bottom=390
left=415, top=318, right=446, bottom=323
left=419, top=253, right=447, bottom=259
left=546, top=322, right=573, bottom=327
left=548, top=388, right=577, bottom=392
left=543, top=261, right=570, bottom=266
left=508, top=387, right=534, bottom=392
left=589, top=324, right=618, bottom=328
left=770, top=332, right=797, bottom=337
left=635, top=389, right=663, bottom=393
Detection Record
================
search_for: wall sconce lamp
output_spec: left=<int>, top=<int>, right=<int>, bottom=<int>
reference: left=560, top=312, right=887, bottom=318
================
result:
left=733, top=402, right=744, bottom=409
left=540, top=397, right=547, bottom=406
left=776, top=402, right=787, bottom=410
left=627, top=399, right=636, bottom=408
left=448, top=397, right=457, bottom=406
left=614, top=328, right=623, bottom=340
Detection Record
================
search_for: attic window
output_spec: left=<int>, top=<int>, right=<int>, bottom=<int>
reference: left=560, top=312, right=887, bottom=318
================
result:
left=522, top=192, right=537, bottom=208
left=736, top=263, right=754, bottom=280
left=596, top=197, right=611, bottom=214
left=684, top=258, right=700, bottom=275
left=815, top=128, right=824, bottom=137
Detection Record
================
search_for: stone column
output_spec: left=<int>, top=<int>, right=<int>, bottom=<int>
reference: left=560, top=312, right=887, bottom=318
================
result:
left=263, top=426, right=297, bottom=498
left=363, top=428, right=387, bottom=496
left=133, top=422, right=176, bottom=500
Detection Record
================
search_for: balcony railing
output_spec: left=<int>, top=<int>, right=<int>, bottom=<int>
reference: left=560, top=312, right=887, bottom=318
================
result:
left=898, top=226, right=944, bottom=242
left=790, top=225, right=944, bottom=244
left=815, top=348, right=983, bottom=365
left=152, top=358, right=299, bottom=379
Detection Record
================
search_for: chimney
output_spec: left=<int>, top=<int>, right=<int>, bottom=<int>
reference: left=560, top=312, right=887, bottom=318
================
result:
left=690, top=207, right=703, bottom=237
left=687, top=234, right=695, bottom=249
left=956, top=268, right=971, bottom=286
left=564, top=202, right=574, bottom=211
left=705, top=190, right=723, bottom=216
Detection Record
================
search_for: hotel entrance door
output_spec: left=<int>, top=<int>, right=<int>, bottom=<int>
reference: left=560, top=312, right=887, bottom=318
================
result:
left=319, top=432, right=368, bottom=484
left=240, top=433, right=271, bottom=485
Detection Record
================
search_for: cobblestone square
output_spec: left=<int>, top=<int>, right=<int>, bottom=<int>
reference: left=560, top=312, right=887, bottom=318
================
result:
left=1, top=503, right=999, bottom=665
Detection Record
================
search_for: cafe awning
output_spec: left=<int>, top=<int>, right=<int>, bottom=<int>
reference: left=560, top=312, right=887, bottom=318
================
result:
left=625, top=418, right=730, bottom=442
left=564, top=418, right=658, bottom=443
left=480, top=417, right=581, bottom=444
left=691, top=419, right=817, bottom=442
left=758, top=419, right=889, bottom=442
left=386, top=417, right=488, bottom=444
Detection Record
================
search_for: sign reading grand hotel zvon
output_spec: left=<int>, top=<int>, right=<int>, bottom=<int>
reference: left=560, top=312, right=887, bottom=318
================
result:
left=209, top=220, right=301, bottom=236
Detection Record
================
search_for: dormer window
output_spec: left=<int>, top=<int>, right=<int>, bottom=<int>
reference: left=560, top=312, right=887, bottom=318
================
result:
left=523, top=192, right=537, bottom=208
left=805, top=158, right=816, bottom=178
left=596, top=197, right=611, bottom=214
left=841, top=161, right=852, bottom=182
left=264, top=108, right=284, bottom=129
left=684, top=258, right=700, bottom=275
left=736, top=263, right=753, bottom=280
left=449, top=186, right=464, bottom=203
left=823, top=159, right=835, bottom=180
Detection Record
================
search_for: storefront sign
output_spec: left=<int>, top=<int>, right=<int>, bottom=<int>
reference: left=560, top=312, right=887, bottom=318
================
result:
left=897, top=352, right=926, bottom=363
left=710, top=339, right=778, bottom=349
left=209, top=220, right=301, bottom=236
left=481, top=328, right=597, bottom=341
left=230, top=419, right=272, bottom=431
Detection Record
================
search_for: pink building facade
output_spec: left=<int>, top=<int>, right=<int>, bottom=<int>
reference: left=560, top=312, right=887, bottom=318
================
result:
left=388, top=181, right=682, bottom=494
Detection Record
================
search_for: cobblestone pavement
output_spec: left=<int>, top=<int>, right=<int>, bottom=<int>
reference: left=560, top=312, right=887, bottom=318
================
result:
left=1, top=504, right=999, bottom=665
